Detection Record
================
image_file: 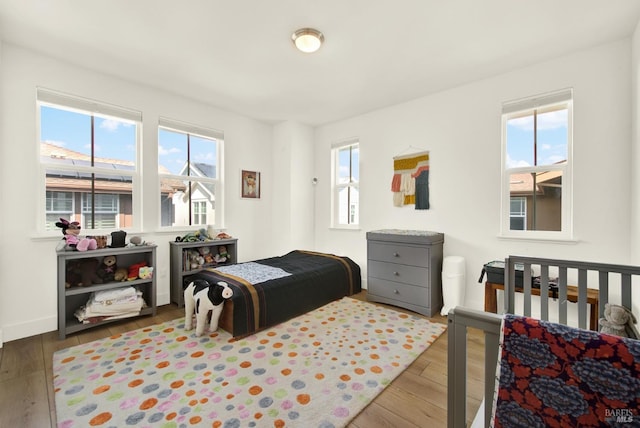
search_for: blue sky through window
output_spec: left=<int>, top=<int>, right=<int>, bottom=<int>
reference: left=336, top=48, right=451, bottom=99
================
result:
left=40, top=106, right=136, bottom=162
left=506, top=109, right=567, bottom=168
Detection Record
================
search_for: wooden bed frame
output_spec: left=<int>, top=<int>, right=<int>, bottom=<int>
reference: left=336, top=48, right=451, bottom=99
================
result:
left=447, top=255, right=640, bottom=428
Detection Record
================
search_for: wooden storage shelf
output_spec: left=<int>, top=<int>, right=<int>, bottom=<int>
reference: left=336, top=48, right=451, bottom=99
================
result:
left=169, top=238, right=238, bottom=307
left=57, top=245, right=157, bottom=340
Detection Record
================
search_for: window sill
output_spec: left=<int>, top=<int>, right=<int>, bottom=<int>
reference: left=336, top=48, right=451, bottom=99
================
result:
left=497, top=234, right=579, bottom=245
left=329, top=225, right=361, bottom=231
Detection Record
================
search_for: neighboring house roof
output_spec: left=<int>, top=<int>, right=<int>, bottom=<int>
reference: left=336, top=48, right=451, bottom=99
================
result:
left=41, top=141, right=186, bottom=193
left=509, top=162, right=565, bottom=196
left=178, top=161, right=216, bottom=179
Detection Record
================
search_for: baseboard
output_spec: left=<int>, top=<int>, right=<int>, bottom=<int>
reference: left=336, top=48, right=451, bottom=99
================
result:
left=3, top=315, right=57, bottom=343
left=3, top=293, right=172, bottom=343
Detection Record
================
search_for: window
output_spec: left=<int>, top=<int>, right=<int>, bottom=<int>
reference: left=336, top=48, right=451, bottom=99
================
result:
left=510, top=197, right=526, bottom=230
left=158, top=118, right=223, bottom=228
left=332, top=140, right=359, bottom=227
left=501, top=89, right=573, bottom=239
left=38, top=88, right=141, bottom=233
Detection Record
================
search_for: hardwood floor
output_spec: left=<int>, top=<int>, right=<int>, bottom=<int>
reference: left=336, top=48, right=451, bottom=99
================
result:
left=0, top=291, right=485, bottom=427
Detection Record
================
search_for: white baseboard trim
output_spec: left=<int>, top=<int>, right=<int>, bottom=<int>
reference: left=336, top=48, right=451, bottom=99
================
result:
left=3, top=315, right=57, bottom=343
left=3, top=293, right=172, bottom=344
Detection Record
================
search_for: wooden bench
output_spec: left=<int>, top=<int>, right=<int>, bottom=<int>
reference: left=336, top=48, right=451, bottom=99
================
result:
left=484, top=281, right=600, bottom=330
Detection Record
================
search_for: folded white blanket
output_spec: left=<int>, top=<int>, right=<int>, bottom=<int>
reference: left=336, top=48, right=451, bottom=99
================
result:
left=93, top=286, right=137, bottom=303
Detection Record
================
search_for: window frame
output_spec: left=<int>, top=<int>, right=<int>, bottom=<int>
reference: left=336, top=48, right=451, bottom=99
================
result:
left=36, top=88, right=142, bottom=235
left=157, top=117, right=224, bottom=230
left=331, top=139, right=360, bottom=229
left=500, top=89, right=573, bottom=241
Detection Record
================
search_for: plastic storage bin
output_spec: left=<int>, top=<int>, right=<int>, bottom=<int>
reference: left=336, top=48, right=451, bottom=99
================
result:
left=441, top=256, right=465, bottom=316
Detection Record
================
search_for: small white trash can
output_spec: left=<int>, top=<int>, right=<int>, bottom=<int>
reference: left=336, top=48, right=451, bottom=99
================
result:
left=441, top=256, right=466, bottom=316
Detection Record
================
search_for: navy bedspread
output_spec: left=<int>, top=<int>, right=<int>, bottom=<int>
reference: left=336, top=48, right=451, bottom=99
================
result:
left=188, top=250, right=361, bottom=337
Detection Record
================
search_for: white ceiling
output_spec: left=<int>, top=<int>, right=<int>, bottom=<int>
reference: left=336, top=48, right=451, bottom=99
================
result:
left=1, top=1, right=640, bottom=126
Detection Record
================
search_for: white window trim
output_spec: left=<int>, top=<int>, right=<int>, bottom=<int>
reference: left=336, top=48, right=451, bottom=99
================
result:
left=36, top=88, right=142, bottom=236
left=331, top=138, right=360, bottom=229
left=499, top=89, right=574, bottom=241
left=157, top=117, right=224, bottom=230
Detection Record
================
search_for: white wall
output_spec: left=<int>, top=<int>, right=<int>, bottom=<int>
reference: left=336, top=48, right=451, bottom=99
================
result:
left=272, top=121, right=315, bottom=255
left=0, top=43, right=274, bottom=342
left=632, top=22, right=640, bottom=264
left=314, top=39, right=634, bottom=311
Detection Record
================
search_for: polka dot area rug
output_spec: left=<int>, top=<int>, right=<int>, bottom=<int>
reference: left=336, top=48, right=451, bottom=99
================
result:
left=53, top=297, right=447, bottom=428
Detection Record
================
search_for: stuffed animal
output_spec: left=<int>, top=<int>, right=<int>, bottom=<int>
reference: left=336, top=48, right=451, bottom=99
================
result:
left=185, top=250, right=203, bottom=269
left=198, top=246, right=214, bottom=265
left=55, top=218, right=97, bottom=251
left=184, top=279, right=233, bottom=336
left=97, top=255, right=117, bottom=282
left=78, top=258, right=103, bottom=286
left=114, top=267, right=128, bottom=282
left=599, top=303, right=640, bottom=339
left=65, top=259, right=82, bottom=288
left=127, top=261, right=148, bottom=281
left=215, top=246, right=229, bottom=263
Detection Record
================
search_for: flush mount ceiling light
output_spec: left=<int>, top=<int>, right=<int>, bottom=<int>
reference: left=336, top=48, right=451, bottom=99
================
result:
left=292, top=28, right=324, bottom=53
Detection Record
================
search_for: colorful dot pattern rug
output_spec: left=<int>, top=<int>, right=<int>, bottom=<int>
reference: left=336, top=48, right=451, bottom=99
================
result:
left=53, top=297, right=446, bottom=427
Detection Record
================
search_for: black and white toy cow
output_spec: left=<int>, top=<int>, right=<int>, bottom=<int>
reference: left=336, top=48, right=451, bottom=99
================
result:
left=184, top=279, right=233, bottom=336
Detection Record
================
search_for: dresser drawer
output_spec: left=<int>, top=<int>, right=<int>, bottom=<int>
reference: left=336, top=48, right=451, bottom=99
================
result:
left=368, top=242, right=429, bottom=267
left=368, top=278, right=430, bottom=308
left=368, top=260, right=428, bottom=287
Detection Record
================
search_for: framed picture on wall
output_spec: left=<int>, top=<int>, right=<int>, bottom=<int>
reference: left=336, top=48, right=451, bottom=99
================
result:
left=241, top=170, right=260, bottom=198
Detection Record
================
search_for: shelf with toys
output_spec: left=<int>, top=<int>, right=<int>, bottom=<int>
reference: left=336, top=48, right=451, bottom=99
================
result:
left=169, top=231, right=237, bottom=307
left=56, top=244, right=157, bottom=340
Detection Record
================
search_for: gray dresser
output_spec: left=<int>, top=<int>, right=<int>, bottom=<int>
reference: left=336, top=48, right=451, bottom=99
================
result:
left=366, top=229, right=444, bottom=317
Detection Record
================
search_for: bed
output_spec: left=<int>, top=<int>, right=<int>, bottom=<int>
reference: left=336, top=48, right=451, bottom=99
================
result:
left=186, top=250, right=361, bottom=338
left=447, top=255, right=640, bottom=428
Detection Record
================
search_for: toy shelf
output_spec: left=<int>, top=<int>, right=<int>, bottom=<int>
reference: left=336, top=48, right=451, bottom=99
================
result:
left=56, top=245, right=157, bottom=339
left=169, top=238, right=238, bottom=307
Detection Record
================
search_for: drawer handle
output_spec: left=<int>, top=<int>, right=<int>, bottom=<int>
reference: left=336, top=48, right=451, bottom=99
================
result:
left=393, top=271, right=399, bottom=276
left=394, top=289, right=399, bottom=294
left=393, top=252, right=399, bottom=257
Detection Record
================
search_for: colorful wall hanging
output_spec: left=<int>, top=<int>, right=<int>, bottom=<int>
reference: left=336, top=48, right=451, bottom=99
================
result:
left=391, top=150, right=429, bottom=209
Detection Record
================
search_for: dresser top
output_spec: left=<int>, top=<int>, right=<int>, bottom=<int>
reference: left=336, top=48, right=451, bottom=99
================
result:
left=367, top=229, right=444, bottom=244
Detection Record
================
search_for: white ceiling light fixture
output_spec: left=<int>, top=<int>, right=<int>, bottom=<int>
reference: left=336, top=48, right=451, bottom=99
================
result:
left=292, top=28, right=324, bottom=53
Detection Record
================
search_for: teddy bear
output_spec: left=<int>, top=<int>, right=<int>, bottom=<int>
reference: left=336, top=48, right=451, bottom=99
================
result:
left=65, top=259, right=83, bottom=288
left=599, top=303, right=640, bottom=339
left=114, top=267, right=129, bottom=281
left=198, top=246, right=214, bottom=265
left=78, top=258, right=103, bottom=286
left=96, top=255, right=117, bottom=282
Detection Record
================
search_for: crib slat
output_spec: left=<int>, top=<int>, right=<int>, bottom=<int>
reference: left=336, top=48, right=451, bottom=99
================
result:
left=447, top=314, right=467, bottom=428
left=622, top=273, right=632, bottom=309
left=506, top=257, right=515, bottom=314
left=484, top=331, right=500, bottom=426
left=578, top=269, right=587, bottom=329
left=540, top=265, right=549, bottom=321
left=523, top=262, right=532, bottom=316
left=598, top=271, right=608, bottom=319
left=558, top=267, right=568, bottom=325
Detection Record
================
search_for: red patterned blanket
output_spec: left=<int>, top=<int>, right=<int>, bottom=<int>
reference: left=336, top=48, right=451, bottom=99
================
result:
left=492, top=314, right=640, bottom=427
